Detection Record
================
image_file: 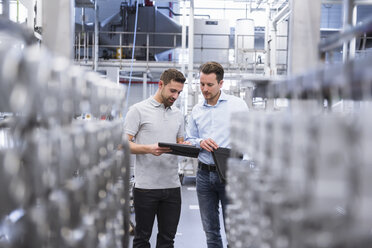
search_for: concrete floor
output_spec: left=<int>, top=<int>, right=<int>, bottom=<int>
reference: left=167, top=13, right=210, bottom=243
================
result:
left=129, top=177, right=228, bottom=248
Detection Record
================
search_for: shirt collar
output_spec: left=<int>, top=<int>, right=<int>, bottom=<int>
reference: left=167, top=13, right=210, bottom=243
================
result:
left=219, top=90, right=228, bottom=101
left=150, top=97, right=172, bottom=110
left=203, top=90, right=228, bottom=106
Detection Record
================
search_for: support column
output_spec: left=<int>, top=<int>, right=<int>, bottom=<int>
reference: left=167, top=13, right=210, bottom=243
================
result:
left=288, top=0, right=321, bottom=75
left=19, top=0, right=35, bottom=28
left=265, top=3, right=271, bottom=75
left=350, top=6, right=357, bottom=59
left=271, top=3, right=290, bottom=76
left=43, top=0, right=75, bottom=59
left=82, top=8, right=86, bottom=33
left=2, top=0, right=10, bottom=19
left=94, top=0, right=99, bottom=71
left=187, top=0, right=195, bottom=112
left=143, top=72, right=147, bottom=100
left=342, top=0, right=356, bottom=62
left=270, top=25, right=277, bottom=75
left=244, top=87, right=254, bottom=109
left=181, top=0, right=187, bottom=74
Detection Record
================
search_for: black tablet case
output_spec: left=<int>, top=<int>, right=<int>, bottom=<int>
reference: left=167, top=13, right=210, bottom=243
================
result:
left=211, top=147, right=231, bottom=183
left=158, top=142, right=200, bottom=158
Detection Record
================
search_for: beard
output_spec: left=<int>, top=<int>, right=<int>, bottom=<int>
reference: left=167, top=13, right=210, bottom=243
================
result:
left=161, top=93, right=175, bottom=107
left=203, top=91, right=219, bottom=101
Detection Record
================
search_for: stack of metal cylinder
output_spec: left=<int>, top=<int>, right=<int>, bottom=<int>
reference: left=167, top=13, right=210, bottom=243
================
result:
left=0, top=40, right=130, bottom=247
left=226, top=57, right=372, bottom=247
left=227, top=110, right=372, bottom=248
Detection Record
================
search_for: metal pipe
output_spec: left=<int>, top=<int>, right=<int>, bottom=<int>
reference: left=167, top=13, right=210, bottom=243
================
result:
left=272, top=3, right=290, bottom=28
left=82, top=31, right=86, bottom=61
left=119, top=32, right=122, bottom=68
left=70, top=0, right=77, bottom=59
left=173, top=34, right=177, bottom=53
left=120, top=75, right=144, bottom=81
left=181, top=0, right=186, bottom=74
left=361, top=32, right=367, bottom=50
left=2, top=0, right=10, bottom=19
left=349, top=5, right=357, bottom=60
left=143, top=72, right=147, bottom=100
left=86, top=32, right=89, bottom=63
left=17, top=0, right=19, bottom=22
left=81, top=8, right=85, bottom=62
left=323, top=0, right=372, bottom=4
left=319, top=14, right=372, bottom=52
left=94, top=0, right=99, bottom=71
left=146, top=33, right=149, bottom=69
left=271, top=28, right=278, bottom=75
left=78, top=32, right=81, bottom=61
left=92, top=30, right=95, bottom=70
left=265, top=2, right=270, bottom=75
left=125, top=0, right=139, bottom=112
left=342, top=0, right=354, bottom=62
left=157, top=6, right=210, bottom=18
left=82, top=8, right=85, bottom=32
left=188, top=0, right=195, bottom=111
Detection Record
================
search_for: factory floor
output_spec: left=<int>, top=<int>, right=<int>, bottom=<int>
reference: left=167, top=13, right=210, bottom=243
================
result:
left=129, top=177, right=228, bottom=248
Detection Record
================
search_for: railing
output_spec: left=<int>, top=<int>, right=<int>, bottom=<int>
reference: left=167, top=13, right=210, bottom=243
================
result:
left=75, top=31, right=182, bottom=63
left=235, top=33, right=288, bottom=73
left=74, top=30, right=288, bottom=74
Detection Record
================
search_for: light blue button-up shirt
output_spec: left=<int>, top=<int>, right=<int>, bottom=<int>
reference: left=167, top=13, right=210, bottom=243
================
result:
left=186, top=90, right=249, bottom=165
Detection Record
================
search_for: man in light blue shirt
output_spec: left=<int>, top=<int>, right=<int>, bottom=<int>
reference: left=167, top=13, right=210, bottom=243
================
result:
left=186, top=62, right=248, bottom=248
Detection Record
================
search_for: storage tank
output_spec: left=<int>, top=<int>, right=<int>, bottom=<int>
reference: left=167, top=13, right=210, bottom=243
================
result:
left=235, top=18, right=255, bottom=64
left=194, top=19, right=230, bottom=64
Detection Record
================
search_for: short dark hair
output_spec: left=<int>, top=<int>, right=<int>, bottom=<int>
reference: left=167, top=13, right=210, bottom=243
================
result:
left=199, top=61, right=224, bottom=83
left=160, top=69, right=186, bottom=85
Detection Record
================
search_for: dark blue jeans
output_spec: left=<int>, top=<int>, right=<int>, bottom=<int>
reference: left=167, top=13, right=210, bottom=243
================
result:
left=133, top=187, right=181, bottom=248
left=196, top=169, right=228, bottom=248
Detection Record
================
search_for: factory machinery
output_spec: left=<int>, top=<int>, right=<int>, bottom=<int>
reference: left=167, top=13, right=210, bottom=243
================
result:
left=2, top=1, right=372, bottom=247
left=0, top=20, right=130, bottom=248
left=225, top=17, right=372, bottom=248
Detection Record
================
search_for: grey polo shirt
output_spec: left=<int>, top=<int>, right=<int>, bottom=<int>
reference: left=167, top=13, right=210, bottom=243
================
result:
left=124, top=97, right=184, bottom=189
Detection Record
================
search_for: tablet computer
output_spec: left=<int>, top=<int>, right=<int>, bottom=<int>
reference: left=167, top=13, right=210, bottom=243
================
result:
left=158, top=142, right=200, bottom=158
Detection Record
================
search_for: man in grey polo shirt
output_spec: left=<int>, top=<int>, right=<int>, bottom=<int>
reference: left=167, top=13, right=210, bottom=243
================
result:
left=124, top=68, right=187, bottom=248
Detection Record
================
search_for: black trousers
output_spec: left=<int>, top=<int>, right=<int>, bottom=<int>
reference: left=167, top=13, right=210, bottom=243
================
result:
left=133, top=187, right=181, bottom=248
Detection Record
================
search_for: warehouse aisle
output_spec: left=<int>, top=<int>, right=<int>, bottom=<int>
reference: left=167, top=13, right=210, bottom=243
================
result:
left=129, top=177, right=227, bottom=248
